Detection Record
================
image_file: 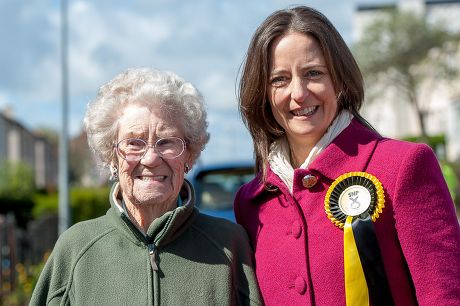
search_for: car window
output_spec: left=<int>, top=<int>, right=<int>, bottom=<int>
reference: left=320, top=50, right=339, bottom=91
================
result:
left=196, top=168, right=254, bottom=210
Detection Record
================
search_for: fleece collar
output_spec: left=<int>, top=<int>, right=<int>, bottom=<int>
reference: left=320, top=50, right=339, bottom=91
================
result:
left=108, top=179, right=198, bottom=247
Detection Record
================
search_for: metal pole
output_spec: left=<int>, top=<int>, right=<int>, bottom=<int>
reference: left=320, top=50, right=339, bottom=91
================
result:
left=58, top=0, right=70, bottom=234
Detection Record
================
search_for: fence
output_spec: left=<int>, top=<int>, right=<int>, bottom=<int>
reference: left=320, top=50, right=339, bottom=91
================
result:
left=0, top=213, right=57, bottom=304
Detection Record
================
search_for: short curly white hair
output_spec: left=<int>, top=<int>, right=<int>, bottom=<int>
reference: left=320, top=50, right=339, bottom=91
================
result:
left=84, top=68, right=209, bottom=169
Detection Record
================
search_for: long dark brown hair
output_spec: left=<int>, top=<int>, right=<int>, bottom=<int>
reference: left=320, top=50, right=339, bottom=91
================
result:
left=238, top=6, right=373, bottom=183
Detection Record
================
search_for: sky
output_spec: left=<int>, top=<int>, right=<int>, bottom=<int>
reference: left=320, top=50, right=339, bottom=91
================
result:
left=0, top=0, right=388, bottom=164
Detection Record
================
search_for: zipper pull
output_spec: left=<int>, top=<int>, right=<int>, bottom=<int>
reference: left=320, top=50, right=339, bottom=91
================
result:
left=148, top=243, right=159, bottom=271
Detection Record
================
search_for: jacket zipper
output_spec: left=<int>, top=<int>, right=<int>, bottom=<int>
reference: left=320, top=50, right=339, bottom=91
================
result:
left=148, top=243, right=160, bottom=306
left=148, top=243, right=159, bottom=271
left=119, top=213, right=159, bottom=304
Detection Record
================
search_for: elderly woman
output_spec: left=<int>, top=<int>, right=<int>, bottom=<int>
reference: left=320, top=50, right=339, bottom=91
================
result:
left=30, top=68, right=262, bottom=305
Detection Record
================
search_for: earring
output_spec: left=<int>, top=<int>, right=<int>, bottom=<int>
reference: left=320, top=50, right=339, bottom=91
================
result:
left=109, top=165, right=119, bottom=181
left=184, top=163, right=190, bottom=174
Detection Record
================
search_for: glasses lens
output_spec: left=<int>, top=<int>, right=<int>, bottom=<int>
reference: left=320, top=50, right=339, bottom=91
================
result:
left=117, top=138, right=146, bottom=161
left=156, top=137, right=185, bottom=159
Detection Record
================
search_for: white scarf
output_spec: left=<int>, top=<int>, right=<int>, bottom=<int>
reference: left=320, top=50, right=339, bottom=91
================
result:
left=268, top=110, right=353, bottom=194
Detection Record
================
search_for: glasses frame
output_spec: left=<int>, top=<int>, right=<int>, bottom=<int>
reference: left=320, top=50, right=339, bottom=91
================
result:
left=115, top=136, right=186, bottom=161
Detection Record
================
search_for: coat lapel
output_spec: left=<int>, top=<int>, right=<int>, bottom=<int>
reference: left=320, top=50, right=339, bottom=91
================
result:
left=309, top=119, right=381, bottom=181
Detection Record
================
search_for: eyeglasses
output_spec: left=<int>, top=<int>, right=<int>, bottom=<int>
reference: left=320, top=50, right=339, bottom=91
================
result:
left=115, top=137, right=186, bottom=161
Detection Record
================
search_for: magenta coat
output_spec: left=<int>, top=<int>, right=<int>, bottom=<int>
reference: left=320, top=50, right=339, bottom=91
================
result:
left=235, top=119, right=460, bottom=306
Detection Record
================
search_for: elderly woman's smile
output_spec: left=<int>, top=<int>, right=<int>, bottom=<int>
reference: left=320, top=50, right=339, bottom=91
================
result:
left=136, top=174, right=166, bottom=182
left=134, top=171, right=168, bottom=183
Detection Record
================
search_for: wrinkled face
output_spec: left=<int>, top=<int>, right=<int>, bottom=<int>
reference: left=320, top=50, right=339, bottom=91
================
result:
left=114, top=104, right=190, bottom=208
left=267, top=32, right=338, bottom=149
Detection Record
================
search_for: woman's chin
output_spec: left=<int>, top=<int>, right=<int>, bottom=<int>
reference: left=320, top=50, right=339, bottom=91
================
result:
left=132, top=187, right=175, bottom=206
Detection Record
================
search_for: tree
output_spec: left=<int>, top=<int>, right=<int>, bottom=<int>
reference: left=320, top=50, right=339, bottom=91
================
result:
left=0, top=160, right=36, bottom=227
left=34, top=126, right=58, bottom=146
left=0, top=160, right=35, bottom=200
left=353, top=9, right=460, bottom=138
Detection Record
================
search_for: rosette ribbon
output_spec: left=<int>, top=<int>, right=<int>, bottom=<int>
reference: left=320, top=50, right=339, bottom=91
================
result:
left=325, top=172, right=394, bottom=306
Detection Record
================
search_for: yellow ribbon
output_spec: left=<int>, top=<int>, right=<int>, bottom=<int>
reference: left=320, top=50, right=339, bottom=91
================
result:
left=344, top=216, right=369, bottom=306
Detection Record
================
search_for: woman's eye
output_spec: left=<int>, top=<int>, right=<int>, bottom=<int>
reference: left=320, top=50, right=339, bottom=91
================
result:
left=306, top=70, right=324, bottom=79
left=269, top=76, right=287, bottom=86
left=157, top=138, right=173, bottom=146
left=127, top=139, right=144, bottom=147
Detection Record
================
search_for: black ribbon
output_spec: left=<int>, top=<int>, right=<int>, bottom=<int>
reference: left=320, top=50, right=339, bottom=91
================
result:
left=352, top=214, right=395, bottom=306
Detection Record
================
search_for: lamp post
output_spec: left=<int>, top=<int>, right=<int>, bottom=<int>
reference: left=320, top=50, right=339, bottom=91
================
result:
left=58, top=0, right=70, bottom=234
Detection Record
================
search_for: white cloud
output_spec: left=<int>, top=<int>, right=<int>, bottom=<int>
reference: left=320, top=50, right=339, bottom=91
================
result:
left=199, top=73, right=238, bottom=110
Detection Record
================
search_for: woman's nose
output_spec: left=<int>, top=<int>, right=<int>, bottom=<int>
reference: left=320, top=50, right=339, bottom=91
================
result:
left=290, top=78, right=309, bottom=103
left=140, top=147, right=163, bottom=166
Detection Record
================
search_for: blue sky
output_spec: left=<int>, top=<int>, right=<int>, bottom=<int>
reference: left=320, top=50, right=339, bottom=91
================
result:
left=0, top=0, right=388, bottom=164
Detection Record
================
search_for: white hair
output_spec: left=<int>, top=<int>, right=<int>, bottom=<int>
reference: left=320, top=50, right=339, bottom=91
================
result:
left=84, top=68, right=209, bottom=169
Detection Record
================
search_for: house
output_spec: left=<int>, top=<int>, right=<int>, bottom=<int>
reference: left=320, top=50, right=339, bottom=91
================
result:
left=0, top=110, right=57, bottom=190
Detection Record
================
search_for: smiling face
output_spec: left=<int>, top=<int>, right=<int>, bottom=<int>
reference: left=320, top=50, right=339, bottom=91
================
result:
left=267, top=32, right=338, bottom=154
left=114, top=104, right=190, bottom=209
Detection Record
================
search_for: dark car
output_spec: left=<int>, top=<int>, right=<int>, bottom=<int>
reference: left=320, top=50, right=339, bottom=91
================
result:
left=187, top=161, right=255, bottom=222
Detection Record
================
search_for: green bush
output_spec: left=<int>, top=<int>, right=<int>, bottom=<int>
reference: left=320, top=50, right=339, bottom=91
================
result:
left=0, top=198, right=34, bottom=229
left=70, top=186, right=110, bottom=223
left=32, top=187, right=110, bottom=224
left=441, top=161, right=459, bottom=203
left=32, top=192, right=58, bottom=218
left=403, top=134, right=445, bottom=152
left=0, top=160, right=35, bottom=200
left=446, top=162, right=460, bottom=218
left=0, top=160, right=36, bottom=228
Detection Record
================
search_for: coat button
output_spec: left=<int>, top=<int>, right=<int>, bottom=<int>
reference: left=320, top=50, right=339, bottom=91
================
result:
left=291, top=221, right=302, bottom=239
left=265, top=184, right=279, bottom=192
left=302, top=174, right=317, bottom=188
left=295, top=276, right=307, bottom=295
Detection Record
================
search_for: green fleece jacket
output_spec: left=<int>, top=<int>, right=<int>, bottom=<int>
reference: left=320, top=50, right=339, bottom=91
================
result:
left=30, top=180, right=262, bottom=305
